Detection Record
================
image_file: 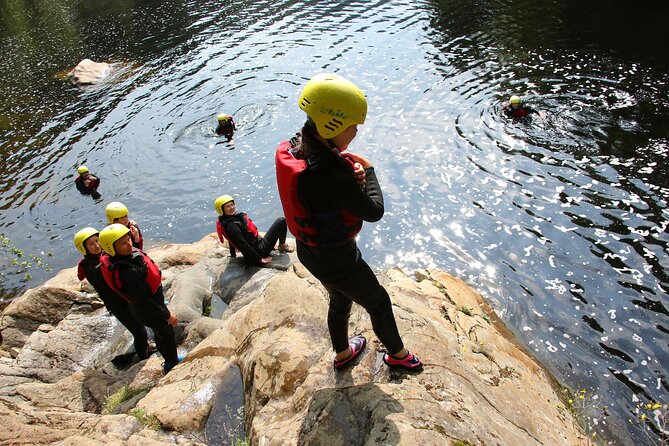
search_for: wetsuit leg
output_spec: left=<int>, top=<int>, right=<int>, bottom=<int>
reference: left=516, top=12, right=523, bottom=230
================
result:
left=110, top=305, right=149, bottom=359
left=298, top=241, right=404, bottom=354
left=151, top=320, right=178, bottom=366
left=255, top=217, right=288, bottom=256
left=322, top=258, right=404, bottom=355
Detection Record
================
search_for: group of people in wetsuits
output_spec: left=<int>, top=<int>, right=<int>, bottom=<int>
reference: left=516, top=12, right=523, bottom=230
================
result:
left=74, top=73, right=426, bottom=376
left=74, top=202, right=181, bottom=373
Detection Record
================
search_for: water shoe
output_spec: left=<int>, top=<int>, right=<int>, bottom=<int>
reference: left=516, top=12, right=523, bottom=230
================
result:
left=334, top=335, right=366, bottom=369
left=383, top=351, right=423, bottom=371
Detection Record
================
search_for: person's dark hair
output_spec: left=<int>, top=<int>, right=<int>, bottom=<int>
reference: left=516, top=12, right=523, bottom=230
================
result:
left=294, top=119, right=352, bottom=173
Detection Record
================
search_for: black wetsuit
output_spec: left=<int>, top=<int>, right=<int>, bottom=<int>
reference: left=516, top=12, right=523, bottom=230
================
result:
left=78, top=254, right=148, bottom=359
left=503, top=104, right=538, bottom=119
left=294, top=139, right=404, bottom=354
left=219, top=213, right=287, bottom=265
left=108, top=251, right=178, bottom=368
left=75, top=174, right=100, bottom=198
left=216, top=118, right=236, bottom=137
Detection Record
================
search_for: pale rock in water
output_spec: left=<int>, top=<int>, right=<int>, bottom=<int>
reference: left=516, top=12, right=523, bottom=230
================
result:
left=0, top=234, right=588, bottom=445
left=68, top=59, right=110, bottom=85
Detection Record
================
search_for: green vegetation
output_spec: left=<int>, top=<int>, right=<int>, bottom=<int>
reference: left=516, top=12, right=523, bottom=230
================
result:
left=104, top=384, right=147, bottom=414
left=129, top=408, right=161, bottom=429
left=458, top=306, right=473, bottom=316
left=1, top=234, right=54, bottom=303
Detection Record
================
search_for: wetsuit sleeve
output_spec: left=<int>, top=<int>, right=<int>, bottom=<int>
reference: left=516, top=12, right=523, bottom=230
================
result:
left=524, top=106, right=538, bottom=114
left=77, top=260, right=87, bottom=281
left=225, top=221, right=262, bottom=264
left=339, top=167, right=385, bottom=222
left=118, top=262, right=170, bottom=321
left=75, top=177, right=91, bottom=195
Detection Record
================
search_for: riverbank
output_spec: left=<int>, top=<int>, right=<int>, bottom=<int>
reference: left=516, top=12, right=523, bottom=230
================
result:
left=0, top=234, right=587, bottom=445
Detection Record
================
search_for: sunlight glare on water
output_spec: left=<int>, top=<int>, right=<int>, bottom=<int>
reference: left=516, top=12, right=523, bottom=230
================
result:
left=0, top=0, right=668, bottom=444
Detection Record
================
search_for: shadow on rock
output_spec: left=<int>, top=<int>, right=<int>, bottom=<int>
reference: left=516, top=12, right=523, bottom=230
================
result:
left=298, top=383, right=403, bottom=446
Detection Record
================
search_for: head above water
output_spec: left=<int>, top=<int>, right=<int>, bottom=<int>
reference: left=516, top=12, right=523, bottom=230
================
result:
left=73, top=227, right=99, bottom=255
left=217, top=113, right=230, bottom=122
left=99, top=223, right=131, bottom=256
left=77, top=165, right=89, bottom=175
left=214, top=194, right=235, bottom=216
left=298, top=73, right=367, bottom=139
left=509, top=95, right=521, bottom=105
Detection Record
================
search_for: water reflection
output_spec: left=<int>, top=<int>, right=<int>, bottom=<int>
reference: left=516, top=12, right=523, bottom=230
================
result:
left=0, top=0, right=668, bottom=444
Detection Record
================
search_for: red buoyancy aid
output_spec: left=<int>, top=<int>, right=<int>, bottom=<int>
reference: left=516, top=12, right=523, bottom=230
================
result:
left=99, top=251, right=162, bottom=301
left=275, top=140, right=363, bottom=247
left=504, top=105, right=529, bottom=118
left=216, top=214, right=259, bottom=251
left=74, top=175, right=100, bottom=189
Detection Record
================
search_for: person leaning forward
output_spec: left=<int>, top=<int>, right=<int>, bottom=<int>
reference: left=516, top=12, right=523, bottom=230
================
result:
left=74, top=227, right=150, bottom=359
left=98, top=224, right=181, bottom=374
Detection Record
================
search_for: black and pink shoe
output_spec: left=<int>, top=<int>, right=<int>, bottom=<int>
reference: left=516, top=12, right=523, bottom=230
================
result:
left=383, top=351, right=423, bottom=371
left=334, top=336, right=367, bottom=369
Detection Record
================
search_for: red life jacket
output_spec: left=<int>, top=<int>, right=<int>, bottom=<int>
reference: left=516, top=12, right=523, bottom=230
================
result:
left=216, top=214, right=259, bottom=251
left=275, top=140, right=363, bottom=247
left=99, top=251, right=162, bottom=301
left=74, top=175, right=100, bottom=189
left=504, top=105, right=529, bottom=118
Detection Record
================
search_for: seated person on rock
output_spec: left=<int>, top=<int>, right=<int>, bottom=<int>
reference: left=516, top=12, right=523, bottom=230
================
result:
left=503, top=95, right=538, bottom=119
left=215, top=113, right=236, bottom=139
left=74, top=165, right=101, bottom=199
left=98, top=224, right=182, bottom=374
left=105, top=201, right=143, bottom=251
left=74, top=227, right=151, bottom=359
left=214, top=194, right=293, bottom=266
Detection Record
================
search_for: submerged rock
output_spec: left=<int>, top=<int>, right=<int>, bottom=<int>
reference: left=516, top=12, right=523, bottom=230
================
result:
left=0, top=234, right=586, bottom=445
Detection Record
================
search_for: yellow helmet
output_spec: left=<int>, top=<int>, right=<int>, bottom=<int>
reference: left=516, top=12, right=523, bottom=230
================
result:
left=77, top=165, right=89, bottom=174
left=298, top=73, right=367, bottom=139
left=105, top=202, right=129, bottom=224
left=73, top=227, right=99, bottom=256
left=99, top=224, right=130, bottom=256
left=217, top=113, right=229, bottom=122
left=509, top=95, right=521, bottom=104
left=214, top=195, right=234, bottom=215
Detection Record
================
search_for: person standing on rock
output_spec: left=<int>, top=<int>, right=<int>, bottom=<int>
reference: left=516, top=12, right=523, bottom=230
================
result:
left=74, top=227, right=151, bottom=359
left=275, top=73, right=423, bottom=371
left=105, top=201, right=144, bottom=251
left=214, top=194, right=293, bottom=266
left=98, top=224, right=182, bottom=374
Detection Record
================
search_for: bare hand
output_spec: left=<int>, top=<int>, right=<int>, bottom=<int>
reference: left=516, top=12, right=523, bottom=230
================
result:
left=129, top=223, right=140, bottom=241
left=353, top=162, right=366, bottom=189
left=167, top=313, right=178, bottom=326
left=344, top=151, right=372, bottom=169
left=260, top=256, right=272, bottom=264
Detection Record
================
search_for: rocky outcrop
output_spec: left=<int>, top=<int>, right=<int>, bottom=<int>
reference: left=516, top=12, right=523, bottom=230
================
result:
left=0, top=234, right=587, bottom=445
left=68, top=59, right=110, bottom=85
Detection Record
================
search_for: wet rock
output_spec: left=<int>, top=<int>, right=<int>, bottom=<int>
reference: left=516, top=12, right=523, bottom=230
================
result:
left=68, top=59, right=110, bottom=85
left=0, top=234, right=586, bottom=445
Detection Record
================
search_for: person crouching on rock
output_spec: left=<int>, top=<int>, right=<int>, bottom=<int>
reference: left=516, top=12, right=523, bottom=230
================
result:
left=105, top=201, right=144, bottom=251
left=215, top=113, right=236, bottom=140
left=75, top=165, right=101, bottom=199
left=214, top=194, right=293, bottom=266
left=98, top=224, right=181, bottom=374
left=275, top=73, right=423, bottom=371
left=74, top=227, right=151, bottom=360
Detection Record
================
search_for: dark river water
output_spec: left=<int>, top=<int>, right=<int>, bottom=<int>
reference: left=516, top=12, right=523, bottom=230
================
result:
left=1, top=0, right=668, bottom=444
